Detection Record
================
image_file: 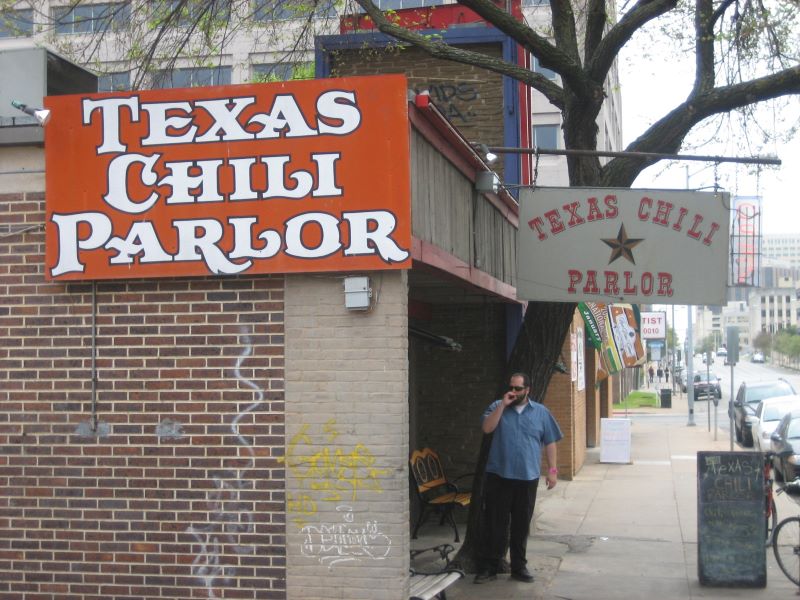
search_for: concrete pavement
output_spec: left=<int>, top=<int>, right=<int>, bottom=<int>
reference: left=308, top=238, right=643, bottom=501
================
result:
left=411, top=387, right=800, bottom=599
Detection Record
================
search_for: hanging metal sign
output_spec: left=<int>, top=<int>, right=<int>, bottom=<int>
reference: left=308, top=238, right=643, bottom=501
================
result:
left=517, top=187, right=730, bottom=305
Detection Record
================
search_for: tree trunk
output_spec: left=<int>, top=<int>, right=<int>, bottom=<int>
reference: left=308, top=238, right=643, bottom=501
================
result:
left=452, top=301, right=576, bottom=571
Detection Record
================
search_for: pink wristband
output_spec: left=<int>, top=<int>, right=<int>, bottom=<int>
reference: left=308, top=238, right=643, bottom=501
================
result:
left=548, top=467, right=558, bottom=474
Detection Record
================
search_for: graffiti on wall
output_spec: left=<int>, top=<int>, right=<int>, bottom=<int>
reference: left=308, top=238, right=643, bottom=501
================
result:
left=415, top=81, right=480, bottom=123
left=186, top=331, right=263, bottom=598
left=283, top=418, right=392, bottom=566
left=300, top=505, right=391, bottom=568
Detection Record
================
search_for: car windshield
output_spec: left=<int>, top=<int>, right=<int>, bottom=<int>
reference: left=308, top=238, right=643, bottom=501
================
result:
left=764, top=402, right=798, bottom=421
left=746, top=382, right=794, bottom=403
left=788, top=418, right=800, bottom=439
left=695, top=374, right=715, bottom=383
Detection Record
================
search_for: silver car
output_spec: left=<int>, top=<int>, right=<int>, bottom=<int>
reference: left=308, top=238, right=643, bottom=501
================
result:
left=752, top=395, right=800, bottom=452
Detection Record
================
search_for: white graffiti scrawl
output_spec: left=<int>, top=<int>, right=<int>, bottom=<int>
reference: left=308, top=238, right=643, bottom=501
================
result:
left=186, top=330, right=263, bottom=598
left=301, top=505, right=391, bottom=568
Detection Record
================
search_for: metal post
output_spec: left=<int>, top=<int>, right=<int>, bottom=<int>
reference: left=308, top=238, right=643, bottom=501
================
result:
left=671, top=305, right=677, bottom=394
left=687, top=305, right=696, bottom=426
left=729, top=363, right=735, bottom=450
left=706, top=356, right=711, bottom=432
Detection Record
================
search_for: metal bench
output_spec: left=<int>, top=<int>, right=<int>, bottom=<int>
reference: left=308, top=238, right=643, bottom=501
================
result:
left=409, top=544, right=463, bottom=600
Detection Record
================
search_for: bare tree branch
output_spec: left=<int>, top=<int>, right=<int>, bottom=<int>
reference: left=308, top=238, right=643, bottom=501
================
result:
left=587, top=0, right=678, bottom=82
left=601, top=65, right=800, bottom=185
left=549, top=0, right=581, bottom=63
left=693, top=0, right=715, bottom=95
left=352, top=0, right=567, bottom=108
left=584, top=0, right=608, bottom=59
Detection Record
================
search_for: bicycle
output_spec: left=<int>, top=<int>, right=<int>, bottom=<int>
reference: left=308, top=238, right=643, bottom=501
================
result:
left=770, top=468, right=800, bottom=586
left=764, top=452, right=778, bottom=546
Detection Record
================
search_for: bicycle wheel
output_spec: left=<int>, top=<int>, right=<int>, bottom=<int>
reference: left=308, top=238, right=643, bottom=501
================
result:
left=773, top=516, right=800, bottom=586
left=766, top=496, right=777, bottom=546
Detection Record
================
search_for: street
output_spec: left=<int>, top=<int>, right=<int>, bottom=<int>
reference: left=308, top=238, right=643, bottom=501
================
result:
left=680, top=356, right=800, bottom=446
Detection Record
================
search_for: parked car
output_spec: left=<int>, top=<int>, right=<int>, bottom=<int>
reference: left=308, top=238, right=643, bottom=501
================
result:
left=752, top=351, right=766, bottom=363
left=770, top=409, right=800, bottom=486
left=751, top=395, right=800, bottom=452
left=692, top=372, right=722, bottom=400
left=732, top=379, right=797, bottom=447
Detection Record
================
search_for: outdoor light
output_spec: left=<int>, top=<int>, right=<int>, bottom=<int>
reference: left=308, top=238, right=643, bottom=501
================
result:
left=477, top=143, right=498, bottom=164
left=11, top=100, right=51, bottom=126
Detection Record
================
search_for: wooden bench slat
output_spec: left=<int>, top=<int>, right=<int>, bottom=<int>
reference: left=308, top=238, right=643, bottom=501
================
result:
left=410, top=571, right=463, bottom=600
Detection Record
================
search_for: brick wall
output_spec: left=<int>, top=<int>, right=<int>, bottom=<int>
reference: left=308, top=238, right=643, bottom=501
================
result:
left=1, top=190, right=287, bottom=599
left=329, top=44, right=508, bottom=178
left=283, top=272, right=409, bottom=600
left=542, top=312, right=588, bottom=479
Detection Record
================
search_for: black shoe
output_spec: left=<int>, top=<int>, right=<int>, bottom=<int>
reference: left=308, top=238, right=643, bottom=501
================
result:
left=473, top=570, right=497, bottom=584
left=510, top=566, right=535, bottom=583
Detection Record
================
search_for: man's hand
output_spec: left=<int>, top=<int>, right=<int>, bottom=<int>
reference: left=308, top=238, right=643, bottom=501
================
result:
left=546, top=471, right=557, bottom=489
left=501, top=390, right=516, bottom=406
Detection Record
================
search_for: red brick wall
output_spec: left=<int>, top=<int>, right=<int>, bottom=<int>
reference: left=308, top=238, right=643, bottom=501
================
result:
left=0, top=192, right=287, bottom=599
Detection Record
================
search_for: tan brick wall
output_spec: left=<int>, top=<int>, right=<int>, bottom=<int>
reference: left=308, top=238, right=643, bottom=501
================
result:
left=284, top=272, right=410, bottom=600
left=1, top=189, right=287, bottom=599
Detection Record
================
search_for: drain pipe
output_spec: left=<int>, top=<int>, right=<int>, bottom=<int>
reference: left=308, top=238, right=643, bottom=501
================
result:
left=91, top=281, right=98, bottom=432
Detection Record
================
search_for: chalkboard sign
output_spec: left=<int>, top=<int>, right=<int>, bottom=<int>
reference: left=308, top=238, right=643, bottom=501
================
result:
left=697, top=451, right=765, bottom=587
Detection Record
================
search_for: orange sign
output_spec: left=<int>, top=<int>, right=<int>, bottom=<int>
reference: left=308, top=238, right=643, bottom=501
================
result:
left=44, top=75, right=411, bottom=280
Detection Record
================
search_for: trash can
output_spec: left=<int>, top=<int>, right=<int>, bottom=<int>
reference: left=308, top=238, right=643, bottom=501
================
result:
left=660, top=388, right=672, bottom=408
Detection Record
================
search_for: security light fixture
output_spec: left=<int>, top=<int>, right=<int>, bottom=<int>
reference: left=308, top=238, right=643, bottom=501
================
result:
left=11, top=100, right=50, bottom=126
left=476, top=143, right=497, bottom=164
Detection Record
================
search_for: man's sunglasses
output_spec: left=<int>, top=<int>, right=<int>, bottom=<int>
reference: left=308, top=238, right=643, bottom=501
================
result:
left=509, top=386, right=527, bottom=391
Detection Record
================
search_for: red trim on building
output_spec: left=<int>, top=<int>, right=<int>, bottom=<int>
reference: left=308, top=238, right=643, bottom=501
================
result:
left=412, top=237, right=519, bottom=303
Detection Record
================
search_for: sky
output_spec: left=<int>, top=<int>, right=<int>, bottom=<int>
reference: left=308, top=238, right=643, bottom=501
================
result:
left=617, top=24, right=800, bottom=236
left=616, top=19, right=799, bottom=343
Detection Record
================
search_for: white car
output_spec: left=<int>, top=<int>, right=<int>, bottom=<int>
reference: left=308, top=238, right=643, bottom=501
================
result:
left=751, top=395, right=800, bottom=452
left=752, top=351, right=765, bottom=363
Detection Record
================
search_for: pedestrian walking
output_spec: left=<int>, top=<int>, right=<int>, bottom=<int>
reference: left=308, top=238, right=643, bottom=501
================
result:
left=665, top=367, right=670, bottom=384
left=474, top=372, right=563, bottom=585
left=657, top=367, right=663, bottom=383
left=648, top=366, right=655, bottom=385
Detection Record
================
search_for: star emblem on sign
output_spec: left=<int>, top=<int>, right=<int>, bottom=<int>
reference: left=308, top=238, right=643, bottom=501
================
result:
left=601, top=224, right=644, bottom=265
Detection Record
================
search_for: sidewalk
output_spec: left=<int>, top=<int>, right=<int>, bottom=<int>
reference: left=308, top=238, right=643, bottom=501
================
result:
left=417, top=388, right=800, bottom=599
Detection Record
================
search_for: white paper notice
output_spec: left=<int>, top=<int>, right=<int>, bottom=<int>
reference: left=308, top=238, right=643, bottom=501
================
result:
left=600, top=418, right=632, bottom=463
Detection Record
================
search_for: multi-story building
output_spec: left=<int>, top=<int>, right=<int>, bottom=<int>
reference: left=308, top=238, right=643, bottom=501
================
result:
left=749, top=288, right=800, bottom=336
left=763, top=233, right=800, bottom=269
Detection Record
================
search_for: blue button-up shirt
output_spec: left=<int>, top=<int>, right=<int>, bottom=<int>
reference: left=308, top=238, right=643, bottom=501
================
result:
left=482, top=398, right=563, bottom=481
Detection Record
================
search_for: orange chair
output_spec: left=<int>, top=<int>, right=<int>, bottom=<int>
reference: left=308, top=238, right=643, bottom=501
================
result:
left=409, top=448, right=472, bottom=542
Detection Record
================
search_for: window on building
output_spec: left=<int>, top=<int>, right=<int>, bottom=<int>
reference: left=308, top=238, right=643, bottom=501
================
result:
left=251, top=62, right=313, bottom=82
left=534, top=124, right=559, bottom=150
left=98, top=71, right=131, bottom=91
left=254, top=0, right=336, bottom=21
left=151, top=0, right=229, bottom=27
left=152, top=66, right=231, bottom=88
left=533, top=56, right=556, bottom=80
left=0, top=8, right=33, bottom=37
left=53, top=2, right=130, bottom=34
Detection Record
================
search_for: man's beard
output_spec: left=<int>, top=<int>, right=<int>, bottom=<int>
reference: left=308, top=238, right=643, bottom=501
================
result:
left=512, top=394, right=527, bottom=406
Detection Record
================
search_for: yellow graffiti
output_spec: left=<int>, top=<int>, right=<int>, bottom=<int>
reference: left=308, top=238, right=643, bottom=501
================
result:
left=282, top=420, right=389, bottom=524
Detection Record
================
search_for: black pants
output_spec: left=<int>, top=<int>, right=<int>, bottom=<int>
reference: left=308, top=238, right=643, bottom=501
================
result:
left=481, top=473, right=540, bottom=572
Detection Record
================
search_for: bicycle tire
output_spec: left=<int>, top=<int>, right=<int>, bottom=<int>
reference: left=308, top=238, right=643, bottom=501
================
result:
left=773, top=516, right=800, bottom=586
left=766, top=496, right=777, bottom=546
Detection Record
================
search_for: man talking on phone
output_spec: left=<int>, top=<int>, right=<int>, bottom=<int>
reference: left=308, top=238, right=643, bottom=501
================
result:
left=474, top=372, right=563, bottom=584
